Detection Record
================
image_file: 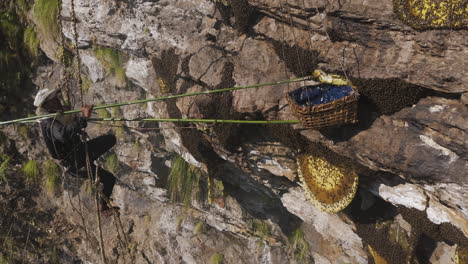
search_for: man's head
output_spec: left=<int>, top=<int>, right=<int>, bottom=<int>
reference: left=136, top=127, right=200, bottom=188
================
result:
left=34, top=89, right=63, bottom=112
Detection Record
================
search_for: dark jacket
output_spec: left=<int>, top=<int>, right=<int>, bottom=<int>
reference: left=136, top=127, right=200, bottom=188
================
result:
left=39, top=115, right=87, bottom=160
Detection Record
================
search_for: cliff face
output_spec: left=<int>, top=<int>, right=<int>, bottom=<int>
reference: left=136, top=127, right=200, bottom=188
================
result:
left=0, top=0, right=467, bottom=263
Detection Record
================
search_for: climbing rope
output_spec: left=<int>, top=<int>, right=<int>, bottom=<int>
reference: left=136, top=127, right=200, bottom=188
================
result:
left=58, top=1, right=110, bottom=262
left=0, top=75, right=312, bottom=126
left=70, top=0, right=85, bottom=105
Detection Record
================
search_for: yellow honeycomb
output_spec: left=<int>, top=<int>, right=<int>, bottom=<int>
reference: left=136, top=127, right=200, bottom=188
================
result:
left=394, top=0, right=467, bottom=29
left=297, top=155, right=358, bottom=212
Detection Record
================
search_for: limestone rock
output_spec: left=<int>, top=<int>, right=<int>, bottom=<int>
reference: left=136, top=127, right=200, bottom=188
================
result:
left=282, top=188, right=367, bottom=264
left=244, top=142, right=297, bottom=181
left=429, top=242, right=457, bottom=264
left=302, top=97, right=468, bottom=183
left=250, top=1, right=467, bottom=93
left=2, top=0, right=467, bottom=262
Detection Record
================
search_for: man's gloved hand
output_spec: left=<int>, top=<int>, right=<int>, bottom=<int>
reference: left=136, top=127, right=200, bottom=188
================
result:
left=81, top=104, right=94, bottom=118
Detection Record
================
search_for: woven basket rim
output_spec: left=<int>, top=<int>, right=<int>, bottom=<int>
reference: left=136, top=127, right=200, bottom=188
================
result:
left=287, top=85, right=359, bottom=113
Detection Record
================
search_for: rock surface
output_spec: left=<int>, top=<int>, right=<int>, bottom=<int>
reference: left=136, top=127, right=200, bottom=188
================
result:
left=0, top=0, right=467, bottom=263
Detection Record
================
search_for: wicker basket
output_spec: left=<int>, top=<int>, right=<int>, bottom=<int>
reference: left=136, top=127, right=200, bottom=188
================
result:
left=287, top=84, right=359, bottom=129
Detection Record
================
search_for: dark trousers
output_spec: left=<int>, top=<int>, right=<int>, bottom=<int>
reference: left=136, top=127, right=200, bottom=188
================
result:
left=62, top=134, right=117, bottom=204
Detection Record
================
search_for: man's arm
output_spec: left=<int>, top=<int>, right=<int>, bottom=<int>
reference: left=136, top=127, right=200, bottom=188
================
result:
left=50, top=105, right=93, bottom=142
left=50, top=116, right=87, bottom=143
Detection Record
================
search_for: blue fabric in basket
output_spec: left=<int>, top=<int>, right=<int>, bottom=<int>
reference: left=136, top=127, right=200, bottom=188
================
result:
left=288, top=84, right=353, bottom=106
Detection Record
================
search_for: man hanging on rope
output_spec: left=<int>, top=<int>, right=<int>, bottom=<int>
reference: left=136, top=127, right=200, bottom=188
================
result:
left=34, top=88, right=118, bottom=216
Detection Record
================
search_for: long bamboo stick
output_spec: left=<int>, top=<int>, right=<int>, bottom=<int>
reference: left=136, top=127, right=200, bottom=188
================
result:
left=91, top=118, right=301, bottom=124
left=0, top=76, right=312, bottom=126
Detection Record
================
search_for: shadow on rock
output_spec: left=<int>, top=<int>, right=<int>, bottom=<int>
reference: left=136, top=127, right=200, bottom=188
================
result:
left=320, top=77, right=460, bottom=143
left=343, top=188, right=407, bottom=264
left=214, top=161, right=302, bottom=236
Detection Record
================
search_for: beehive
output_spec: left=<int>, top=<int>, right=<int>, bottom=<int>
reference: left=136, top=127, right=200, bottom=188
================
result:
left=297, top=155, right=358, bottom=212
left=394, top=0, right=467, bottom=29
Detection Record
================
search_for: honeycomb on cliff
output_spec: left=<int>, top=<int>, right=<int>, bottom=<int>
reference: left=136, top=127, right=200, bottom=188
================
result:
left=297, top=154, right=358, bottom=212
left=394, top=0, right=467, bottom=29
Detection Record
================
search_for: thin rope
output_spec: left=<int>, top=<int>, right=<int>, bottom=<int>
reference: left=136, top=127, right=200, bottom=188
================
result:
left=90, top=117, right=301, bottom=124
left=82, top=133, right=107, bottom=264
left=70, top=0, right=84, bottom=104
left=279, top=0, right=291, bottom=90
left=57, top=0, right=74, bottom=108
left=314, top=7, right=350, bottom=81
left=57, top=1, right=93, bottom=247
left=69, top=1, right=107, bottom=262
left=89, top=121, right=214, bottom=131
left=92, top=163, right=107, bottom=264
left=1, top=75, right=312, bottom=126
left=285, top=0, right=306, bottom=78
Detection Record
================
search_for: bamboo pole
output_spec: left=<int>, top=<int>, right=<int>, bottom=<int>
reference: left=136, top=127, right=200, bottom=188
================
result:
left=91, top=118, right=301, bottom=124
left=0, top=76, right=312, bottom=126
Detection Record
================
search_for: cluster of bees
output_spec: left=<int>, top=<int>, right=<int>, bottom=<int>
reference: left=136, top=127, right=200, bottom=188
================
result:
left=297, top=155, right=359, bottom=213
left=394, top=0, right=467, bottom=29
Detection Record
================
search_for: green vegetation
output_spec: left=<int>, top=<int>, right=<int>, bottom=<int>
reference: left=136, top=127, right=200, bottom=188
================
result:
left=17, top=0, right=31, bottom=14
left=167, top=156, right=205, bottom=207
left=105, top=153, right=120, bottom=174
left=18, top=125, right=29, bottom=139
left=43, top=160, right=59, bottom=194
left=133, top=139, right=140, bottom=151
left=56, top=46, right=73, bottom=67
left=250, top=219, right=271, bottom=243
left=81, top=74, right=92, bottom=92
left=0, top=13, right=21, bottom=46
left=0, top=7, right=35, bottom=119
left=210, top=253, right=224, bottom=264
left=288, top=228, right=312, bottom=264
left=144, top=215, right=151, bottom=224
left=0, top=253, right=8, bottom=264
left=0, top=154, right=11, bottom=182
left=97, top=108, right=111, bottom=119
left=1, top=237, right=14, bottom=263
left=33, top=0, right=59, bottom=42
left=23, top=160, right=39, bottom=184
left=83, top=179, right=93, bottom=194
left=209, top=178, right=225, bottom=203
left=94, top=46, right=126, bottom=85
left=176, top=215, right=185, bottom=231
left=128, top=242, right=138, bottom=255
left=0, top=10, right=22, bottom=73
left=193, top=220, right=205, bottom=235
left=112, top=107, right=125, bottom=140
left=23, top=26, right=39, bottom=57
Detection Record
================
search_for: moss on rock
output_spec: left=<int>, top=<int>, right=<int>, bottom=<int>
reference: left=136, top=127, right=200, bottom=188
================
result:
left=105, top=153, right=120, bottom=174
left=167, top=155, right=205, bottom=207
left=0, top=6, right=35, bottom=119
left=94, top=46, right=126, bottom=86
left=33, top=0, right=59, bottom=43
left=43, top=160, right=59, bottom=194
left=288, top=228, right=312, bottom=264
left=23, top=26, right=39, bottom=57
left=23, top=160, right=39, bottom=184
